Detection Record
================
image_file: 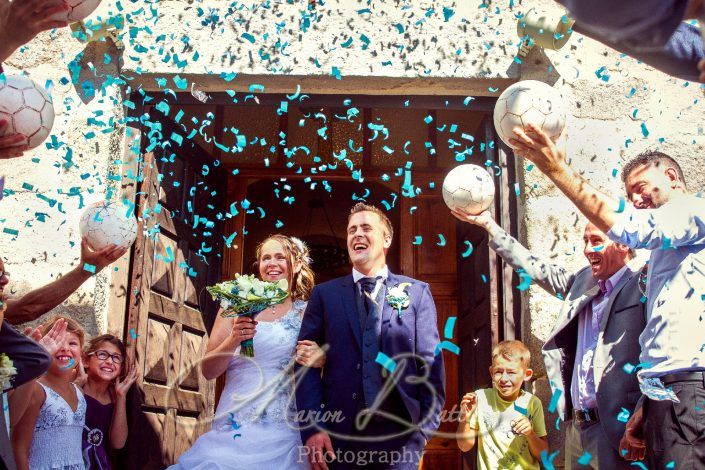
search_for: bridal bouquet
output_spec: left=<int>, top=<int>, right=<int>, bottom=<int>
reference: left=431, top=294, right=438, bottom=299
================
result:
left=207, top=275, right=289, bottom=357
left=0, top=353, right=17, bottom=391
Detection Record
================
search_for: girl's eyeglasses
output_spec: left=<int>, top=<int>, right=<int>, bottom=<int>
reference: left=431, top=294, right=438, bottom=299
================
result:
left=87, top=350, right=123, bottom=364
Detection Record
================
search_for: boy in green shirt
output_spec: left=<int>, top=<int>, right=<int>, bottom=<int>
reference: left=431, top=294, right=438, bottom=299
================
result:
left=456, top=340, right=548, bottom=469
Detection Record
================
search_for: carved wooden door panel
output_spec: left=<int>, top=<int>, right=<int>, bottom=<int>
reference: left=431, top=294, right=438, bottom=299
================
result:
left=401, top=188, right=462, bottom=470
left=125, top=113, right=225, bottom=468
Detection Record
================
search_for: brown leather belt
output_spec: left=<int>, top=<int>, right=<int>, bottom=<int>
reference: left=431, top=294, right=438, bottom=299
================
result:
left=572, top=408, right=599, bottom=425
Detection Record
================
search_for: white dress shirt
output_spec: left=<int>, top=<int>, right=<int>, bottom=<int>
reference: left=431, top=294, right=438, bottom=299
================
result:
left=608, top=193, right=705, bottom=377
left=352, top=266, right=389, bottom=300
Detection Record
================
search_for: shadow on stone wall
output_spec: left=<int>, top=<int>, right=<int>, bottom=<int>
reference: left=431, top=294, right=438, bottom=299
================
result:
left=21, top=303, right=100, bottom=338
left=511, top=46, right=561, bottom=86
left=68, top=39, right=124, bottom=105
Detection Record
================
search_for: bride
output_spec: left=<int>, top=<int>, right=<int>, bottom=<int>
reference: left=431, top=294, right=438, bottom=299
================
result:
left=170, top=235, right=323, bottom=469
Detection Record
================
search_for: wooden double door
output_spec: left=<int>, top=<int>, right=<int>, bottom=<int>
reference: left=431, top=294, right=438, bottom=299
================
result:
left=122, top=115, right=226, bottom=468
left=122, top=115, right=518, bottom=470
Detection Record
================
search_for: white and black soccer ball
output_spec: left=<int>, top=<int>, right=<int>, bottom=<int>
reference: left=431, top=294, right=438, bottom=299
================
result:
left=0, top=75, right=55, bottom=149
left=493, top=80, right=566, bottom=148
left=442, top=164, right=496, bottom=215
left=51, top=0, right=102, bottom=22
left=79, top=201, right=137, bottom=251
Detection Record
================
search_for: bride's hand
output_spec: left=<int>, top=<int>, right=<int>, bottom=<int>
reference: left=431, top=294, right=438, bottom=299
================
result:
left=230, top=317, right=257, bottom=346
left=295, top=340, right=326, bottom=368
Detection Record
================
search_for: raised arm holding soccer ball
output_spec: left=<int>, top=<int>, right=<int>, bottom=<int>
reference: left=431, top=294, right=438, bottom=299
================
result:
left=4, top=238, right=126, bottom=325
left=0, top=0, right=69, bottom=64
left=510, top=123, right=705, bottom=469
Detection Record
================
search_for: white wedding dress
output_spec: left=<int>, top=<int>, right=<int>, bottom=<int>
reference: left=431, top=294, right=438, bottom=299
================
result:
left=169, top=301, right=308, bottom=470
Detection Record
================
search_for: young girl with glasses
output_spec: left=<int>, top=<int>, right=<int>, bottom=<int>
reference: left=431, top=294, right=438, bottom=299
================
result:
left=81, top=334, right=137, bottom=469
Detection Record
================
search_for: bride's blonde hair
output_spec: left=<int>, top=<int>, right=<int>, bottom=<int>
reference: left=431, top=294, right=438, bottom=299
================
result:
left=255, top=234, right=314, bottom=301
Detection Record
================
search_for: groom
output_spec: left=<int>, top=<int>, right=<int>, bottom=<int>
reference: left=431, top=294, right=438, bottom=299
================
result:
left=295, top=203, right=445, bottom=469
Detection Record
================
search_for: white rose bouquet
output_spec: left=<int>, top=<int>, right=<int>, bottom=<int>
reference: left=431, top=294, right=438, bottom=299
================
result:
left=206, top=274, right=289, bottom=356
left=0, top=353, right=17, bottom=391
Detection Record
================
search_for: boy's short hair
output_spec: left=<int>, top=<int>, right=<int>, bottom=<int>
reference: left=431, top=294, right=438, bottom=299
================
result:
left=491, top=340, right=531, bottom=369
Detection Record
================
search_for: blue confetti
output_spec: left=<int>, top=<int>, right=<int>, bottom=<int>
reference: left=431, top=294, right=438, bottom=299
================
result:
left=547, top=388, right=562, bottom=413
left=83, top=263, right=96, bottom=274
left=61, top=357, right=76, bottom=369
left=444, top=317, right=457, bottom=339
left=577, top=452, right=592, bottom=465
left=517, top=271, right=532, bottom=291
left=617, top=407, right=630, bottom=423
left=129, top=328, right=139, bottom=339
left=434, top=340, right=460, bottom=356
left=412, top=236, right=422, bottom=245
left=442, top=6, right=455, bottom=21
left=541, top=450, right=560, bottom=470
left=616, top=197, right=626, bottom=213
left=375, top=352, right=397, bottom=373
left=436, top=234, right=446, bottom=246
left=641, top=122, right=649, bottom=138
left=173, top=75, right=188, bottom=90
left=513, top=403, right=528, bottom=416
left=461, top=240, right=473, bottom=257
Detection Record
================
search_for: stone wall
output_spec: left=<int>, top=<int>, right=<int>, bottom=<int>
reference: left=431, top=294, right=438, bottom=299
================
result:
left=1, top=0, right=703, bottom=462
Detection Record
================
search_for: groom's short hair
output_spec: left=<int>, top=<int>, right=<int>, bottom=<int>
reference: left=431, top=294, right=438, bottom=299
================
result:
left=349, top=203, right=394, bottom=240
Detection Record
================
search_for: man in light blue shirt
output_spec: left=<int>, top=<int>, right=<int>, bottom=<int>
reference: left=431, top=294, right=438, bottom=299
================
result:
left=511, top=124, right=705, bottom=468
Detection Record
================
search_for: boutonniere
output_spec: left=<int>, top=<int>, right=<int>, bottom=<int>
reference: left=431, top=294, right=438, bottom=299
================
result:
left=0, top=353, right=17, bottom=391
left=387, top=283, right=411, bottom=318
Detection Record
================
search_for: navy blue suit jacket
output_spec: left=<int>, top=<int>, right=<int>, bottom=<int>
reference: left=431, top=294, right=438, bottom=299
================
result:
left=295, top=271, right=445, bottom=445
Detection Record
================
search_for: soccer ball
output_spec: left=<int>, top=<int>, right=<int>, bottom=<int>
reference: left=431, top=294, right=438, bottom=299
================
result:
left=0, top=75, right=54, bottom=149
left=51, top=0, right=102, bottom=22
left=79, top=201, right=138, bottom=251
left=493, top=80, right=566, bottom=147
left=442, top=164, right=496, bottom=215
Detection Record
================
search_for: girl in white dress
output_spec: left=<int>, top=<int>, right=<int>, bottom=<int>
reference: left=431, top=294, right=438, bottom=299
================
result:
left=170, top=235, right=324, bottom=470
left=12, top=316, right=87, bottom=470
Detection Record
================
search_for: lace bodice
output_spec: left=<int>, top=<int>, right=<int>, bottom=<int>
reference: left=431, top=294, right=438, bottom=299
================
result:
left=30, top=382, right=86, bottom=470
left=213, top=300, right=305, bottom=431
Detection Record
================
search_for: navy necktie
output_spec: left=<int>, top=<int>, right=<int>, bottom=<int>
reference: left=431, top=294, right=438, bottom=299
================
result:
left=359, top=277, right=379, bottom=317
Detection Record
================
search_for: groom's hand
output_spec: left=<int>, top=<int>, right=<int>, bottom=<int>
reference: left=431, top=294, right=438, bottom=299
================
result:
left=305, top=431, right=335, bottom=470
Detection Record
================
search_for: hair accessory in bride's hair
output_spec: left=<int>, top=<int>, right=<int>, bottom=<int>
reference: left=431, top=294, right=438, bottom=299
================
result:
left=290, top=236, right=312, bottom=265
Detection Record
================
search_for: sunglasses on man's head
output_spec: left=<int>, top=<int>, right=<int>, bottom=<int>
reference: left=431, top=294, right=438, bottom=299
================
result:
left=88, top=350, right=124, bottom=364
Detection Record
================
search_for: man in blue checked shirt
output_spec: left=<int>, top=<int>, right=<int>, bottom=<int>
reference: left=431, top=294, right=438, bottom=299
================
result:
left=511, top=123, right=705, bottom=468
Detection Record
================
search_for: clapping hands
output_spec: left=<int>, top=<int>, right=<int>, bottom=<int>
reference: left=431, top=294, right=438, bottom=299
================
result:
left=24, top=317, right=67, bottom=356
left=113, top=361, right=138, bottom=398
